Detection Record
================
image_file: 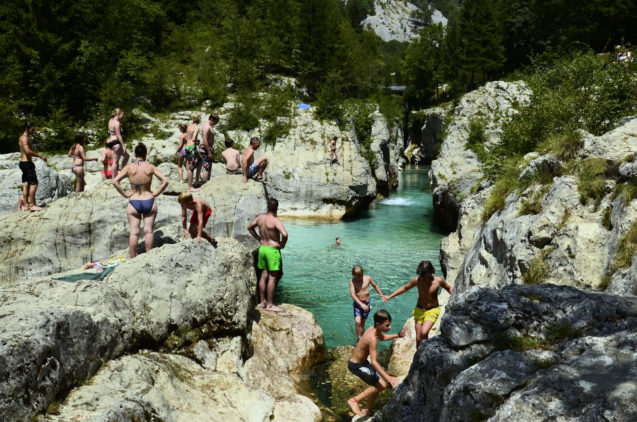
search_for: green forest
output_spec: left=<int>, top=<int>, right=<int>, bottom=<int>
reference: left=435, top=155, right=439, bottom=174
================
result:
left=1, top=0, right=636, bottom=152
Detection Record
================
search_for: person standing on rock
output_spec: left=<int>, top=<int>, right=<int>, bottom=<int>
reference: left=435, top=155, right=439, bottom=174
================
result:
left=174, top=123, right=188, bottom=183
left=107, top=108, right=130, bottom=179
left=69, top=133, right=98, bottom=192
left=347, top=309, right=406, bottom=417
left=101, top=139, right=115, bottom=180
left=242, top=137, right=268, bottom=184
left=350, top=265, right=387, bottom=340
left=247, top=198, right=287, bottom=312
left=18, top=122, right=47, bottom=211
left=221, top=138, right=242, bottom=175
left=112, top=143, right=169, bottom=258
left=330, top=136, right=338, bottom=165
left=185, top=113, right=201, bottom=191
left=200, top=113, right=219, bottom=182
left=383, top=260, right=453, bottom=348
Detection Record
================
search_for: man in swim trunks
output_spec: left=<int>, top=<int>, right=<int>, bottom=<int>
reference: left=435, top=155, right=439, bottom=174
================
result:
left=247, top=198, right=288, bottom=313
left=384, top=260, right=453, bottom=348
left=347, top=309, right=406, bottom=417
left=200, top=113, right=219, bottom=182
left=18, top=122, right=47, bottom=211
left=178, top=191, right=217, bottom=246
left=185, top=113, right=201, bottom=192
left=242, top=137, right=269, bottom=184
left=350, top=265, right=387, bottom=340
left=221, top=138, right=242, bottom=175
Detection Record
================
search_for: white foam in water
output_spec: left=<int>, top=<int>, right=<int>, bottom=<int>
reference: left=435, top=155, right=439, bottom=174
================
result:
left=381, top=197, right=413, bottom=206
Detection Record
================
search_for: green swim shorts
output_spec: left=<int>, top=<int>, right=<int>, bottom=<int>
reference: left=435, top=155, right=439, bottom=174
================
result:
left=257, top=246, right=282, bottom=271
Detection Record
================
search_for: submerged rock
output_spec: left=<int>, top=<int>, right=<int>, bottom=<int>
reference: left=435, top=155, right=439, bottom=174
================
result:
left=373, top=284, right=637, bottom=422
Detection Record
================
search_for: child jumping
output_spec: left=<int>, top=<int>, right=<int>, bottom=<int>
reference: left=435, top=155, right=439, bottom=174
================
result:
left=347, top=309, right=406, bottom=417
left=178, top=192, right=217, bottom=246
left=350, top=265, right=387, bottom=340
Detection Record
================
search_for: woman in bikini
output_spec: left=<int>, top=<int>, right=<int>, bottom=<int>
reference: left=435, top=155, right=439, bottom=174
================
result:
left=173, top=123, right=188, bottom=183
left=107, top=108, right=130, bottom=179
left=112, top=143, right=169, bottom=258
left=68, top=133, right=98, bottom=192
left=101, top=139, right=115, bottom=180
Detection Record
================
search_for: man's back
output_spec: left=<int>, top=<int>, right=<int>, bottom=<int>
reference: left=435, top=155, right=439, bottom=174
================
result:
left=186, top=124, right=198, bottom=145
left=256, top=214, right=283, bottom=247
left=222, top=148, right=240, bottom=170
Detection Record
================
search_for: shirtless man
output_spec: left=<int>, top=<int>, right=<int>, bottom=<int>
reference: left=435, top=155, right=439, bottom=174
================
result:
left=221, top=138, right=241, bottom=174
left=242, top=137, right=268, bottom=183
left=18, top=122, right=47, bottom=211
left=200, top=114, right=219, bottom=182
left=347, top=309, right=406, bottom=417
left=247, top=198, right=288, bottom=312
left=178, top=191, right=217, bottom=246
left=350, top=265, right=387, bottom=340
left=185, top=113, right=201, bottom=192
left=384, top=260, right=453, bottom=348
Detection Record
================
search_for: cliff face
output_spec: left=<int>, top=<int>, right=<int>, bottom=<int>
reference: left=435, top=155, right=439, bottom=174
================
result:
left=374, top=284, right=637, bottom=422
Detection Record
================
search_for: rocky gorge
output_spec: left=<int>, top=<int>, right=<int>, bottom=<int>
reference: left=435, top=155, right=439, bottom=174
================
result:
left=1, top=77, right=635, bottom=421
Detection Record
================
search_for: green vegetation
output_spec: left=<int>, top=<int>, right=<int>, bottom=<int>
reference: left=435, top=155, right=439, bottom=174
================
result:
left=493, top=322, right=581, bottom=352
left=519, top=185, right=549, bottom=216
left=602, top=206, right=613, bottom=231
left=614, top=183, right=637, bottom=207
left=576, top=158, right=607, bottom=207
left=610, top=220, right=637, bottom=273
left=522, top=247, right=553, bottom=285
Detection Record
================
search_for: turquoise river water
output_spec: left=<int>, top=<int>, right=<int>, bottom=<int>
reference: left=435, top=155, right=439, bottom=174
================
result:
left=276, top=166, right=448, bottom=349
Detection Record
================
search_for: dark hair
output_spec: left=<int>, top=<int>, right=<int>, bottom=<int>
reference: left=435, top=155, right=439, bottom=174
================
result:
left=224, top=138, right=234, bottom=148
left=267, top=198, right=278, bottom=213
left=134, top=142, right=147, bottom=159
left=23, top=122, right=34, bottom=131
left=417, top=260, right=435, bottom=276
left=352, top=265, right=363, bottom=276
left=74, top=133, right=85, bottom=144
left=373, top=309, right=392, bottom=326
left=209, top=114, right=219, bottom=123
left=250, top=136, right=260, bottom=146
left=178, top=123, right=187, bottom=133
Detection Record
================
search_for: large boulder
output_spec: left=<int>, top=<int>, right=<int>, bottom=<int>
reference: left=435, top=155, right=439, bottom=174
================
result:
left=260, top=111, right=377, bottom=219
left=374, top=284, right=637, bottom=422
left=0, top=239, right=255, bottom=421
left=244, top=304, right=326, bottom=422
left=43, top=352, right=276, bottom=422
left=453, top=119, right=637, bottom=294
left=0, top=175, right=266, bottom=284
left=406, top=105, right=452, bottom=165
left=0, top=153, right=72, bottom=216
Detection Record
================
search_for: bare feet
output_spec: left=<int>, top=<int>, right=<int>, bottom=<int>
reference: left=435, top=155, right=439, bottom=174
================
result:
left=265, top=305, right=284, bottom=313
left=347, top=398, right=363, bottom=417
left=29, top=205, right=43, bottom=211
left=258, top=302, right=267, bottom=309
left=188, top=187, right=200, bottom=192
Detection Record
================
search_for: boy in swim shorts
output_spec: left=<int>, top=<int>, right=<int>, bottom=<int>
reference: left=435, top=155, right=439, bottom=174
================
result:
left=384, top=260, right=453, bottom=348
left=178, top=191, right=217, bottom=246
left=347, top=309, right=406, bottom=417
left=350, top=265, right=387, bottom=340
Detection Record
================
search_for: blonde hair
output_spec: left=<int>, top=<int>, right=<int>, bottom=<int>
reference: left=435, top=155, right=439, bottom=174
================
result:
left=191, top=112, right=201, bottom=123
left=111, top=108, right=122, bottom=117
left=178, top=191, right=193, bottom=205
left=352, top=265, right=364, bottom=277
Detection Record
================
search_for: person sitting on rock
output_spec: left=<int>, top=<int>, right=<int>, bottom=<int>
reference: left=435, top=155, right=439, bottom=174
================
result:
left=222, top=138, right=242, bottom=175
left=350, top=265, right=387, bottom=340
left=177, top=191, right=217, bottom=247
left=383, top=260, right=453, bottom=348
left=242, top=137, right=268, bottom=184
left=247, top=198, right=287, bottom=312
left=112, top=143, right=169, bottom=258
left=347, top=309, right=406, bottom=418
left=101, top=139, right=115, bottom=180
left=173, top=123, right=188, bottom=183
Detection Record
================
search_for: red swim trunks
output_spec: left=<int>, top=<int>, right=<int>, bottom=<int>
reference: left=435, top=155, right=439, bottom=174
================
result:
left=190, top=208, right=212, bottom=227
